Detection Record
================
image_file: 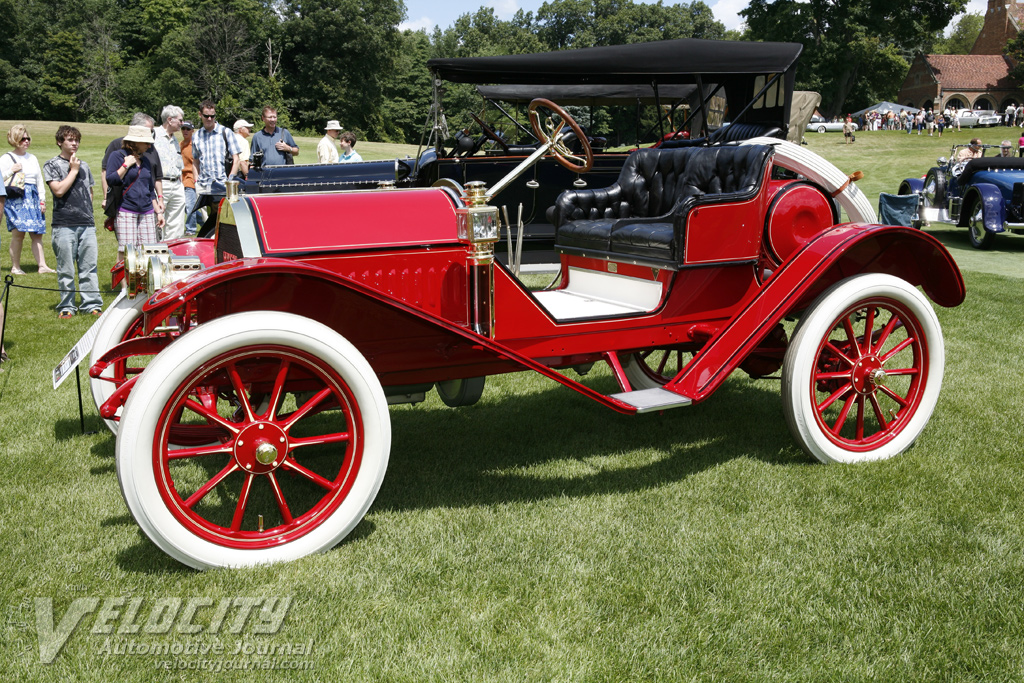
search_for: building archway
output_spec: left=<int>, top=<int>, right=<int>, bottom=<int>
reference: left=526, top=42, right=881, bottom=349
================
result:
left=922, top=99, right=934, bottom=110
left=1000, top=97, right=1019, bottom=110
left=944, top=96, right=967, bottom=111
left=974, top=97, right=994, bottom=111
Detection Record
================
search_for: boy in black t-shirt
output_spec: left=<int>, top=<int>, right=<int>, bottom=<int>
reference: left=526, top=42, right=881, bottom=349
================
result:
left=43, top=126, right=103, bottom=318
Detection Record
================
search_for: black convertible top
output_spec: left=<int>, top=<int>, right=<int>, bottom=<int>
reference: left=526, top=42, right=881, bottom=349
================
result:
left=428, top=39, right=802, bottom=85
left=476, top=84, right=698, bottom=106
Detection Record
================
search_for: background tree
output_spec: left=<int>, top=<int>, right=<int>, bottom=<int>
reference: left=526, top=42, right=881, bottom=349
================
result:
left=280, top=0, right=405, bottom=140
left=931, top=12, right=983, bottom=55
left=1004, top=31, right=1024, bottom=88
left=742, top=0, right=966, bottom=118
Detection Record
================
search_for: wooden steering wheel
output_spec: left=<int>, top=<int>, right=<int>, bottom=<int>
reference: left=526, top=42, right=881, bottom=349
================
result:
left=470, top=112, right=510, bottom=155
left=528, top=98, right=594, bottom=173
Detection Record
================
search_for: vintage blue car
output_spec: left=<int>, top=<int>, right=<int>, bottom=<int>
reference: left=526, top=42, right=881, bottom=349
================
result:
left=896, top=144, right=1024, bottom=249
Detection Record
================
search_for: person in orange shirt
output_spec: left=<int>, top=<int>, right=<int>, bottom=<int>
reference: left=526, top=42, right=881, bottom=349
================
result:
left=180, top=121, right=199, bottom=235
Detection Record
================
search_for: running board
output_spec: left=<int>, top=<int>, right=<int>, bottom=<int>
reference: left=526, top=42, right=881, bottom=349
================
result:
left=609, top=388, right=692, bottom=413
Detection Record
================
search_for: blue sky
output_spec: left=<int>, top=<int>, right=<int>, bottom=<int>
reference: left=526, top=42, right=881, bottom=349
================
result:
left=399, top=0, right=749, bottom=33
left=400, top=0, right=985, bottom=36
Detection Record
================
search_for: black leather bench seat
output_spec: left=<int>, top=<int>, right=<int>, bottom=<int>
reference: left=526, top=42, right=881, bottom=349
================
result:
left=550, top=144, right=773, bottom=267
left=556, top=219, right=615, bottom=252
left=610, top=222, right=676, bottom=260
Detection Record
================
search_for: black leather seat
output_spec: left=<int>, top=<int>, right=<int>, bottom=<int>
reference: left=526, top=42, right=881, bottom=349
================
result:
left=550, top=145, right=773, bottom=266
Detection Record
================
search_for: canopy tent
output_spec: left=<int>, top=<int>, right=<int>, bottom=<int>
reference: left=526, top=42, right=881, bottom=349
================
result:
left=850, top=102, right=920, bottom=117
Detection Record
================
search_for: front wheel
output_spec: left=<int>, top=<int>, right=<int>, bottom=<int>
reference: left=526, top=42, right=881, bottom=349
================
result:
left=923, top=169, right=946, bottom=209
left=89, top=295, right=146, bottom=434
left=781, top=274, right=944, bottom=464
left=968, top=204, right=996, bottom=249
left=116, top=312, right=390, bottom=569
left=817, top=125, right=827, bottom=134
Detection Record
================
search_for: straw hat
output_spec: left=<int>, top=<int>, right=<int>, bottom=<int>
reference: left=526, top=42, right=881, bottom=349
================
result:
left=325, top=120, right=343, bottom=131
left=123, top=125, right=153, bottom=143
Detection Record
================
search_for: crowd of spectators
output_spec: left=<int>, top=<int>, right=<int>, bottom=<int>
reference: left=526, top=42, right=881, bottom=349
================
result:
left=1, top=103, right=361, bottom=327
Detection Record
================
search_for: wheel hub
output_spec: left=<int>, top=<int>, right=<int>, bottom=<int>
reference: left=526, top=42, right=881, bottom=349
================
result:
left=851, top=356, right=884, bottom=395
left=234, top=422, right=289, bottom=474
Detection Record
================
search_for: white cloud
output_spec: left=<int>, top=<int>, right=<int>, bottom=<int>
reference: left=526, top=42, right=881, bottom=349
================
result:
left=489, top=0, right=521, bottom=20
left=964, top=0, right=987, bottom=15
left=709, top=0, right=749, bottom=32
left=399, top=16, right=436, bottom=32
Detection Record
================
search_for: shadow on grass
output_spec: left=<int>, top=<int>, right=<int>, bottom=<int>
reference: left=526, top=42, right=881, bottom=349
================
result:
left=101, top=373, right=806, bottom=574
left=376, top=375, right=807, bottom=513
left=55, top=415, right=105, bottom=442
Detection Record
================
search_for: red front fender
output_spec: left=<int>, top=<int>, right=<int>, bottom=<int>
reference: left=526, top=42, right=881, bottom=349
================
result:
left=663, top=223, right=964, bottom=403
left=137, top=257, right=644, bottom=412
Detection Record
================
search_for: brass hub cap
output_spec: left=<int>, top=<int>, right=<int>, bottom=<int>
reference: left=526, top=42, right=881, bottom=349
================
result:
left=851, top=356, right=884, bottom=395
left=234, top=422, right=289, bottom=474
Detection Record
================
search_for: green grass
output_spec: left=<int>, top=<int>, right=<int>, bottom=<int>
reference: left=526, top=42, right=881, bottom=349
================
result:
left=2, top=123, right=1024, bottom=681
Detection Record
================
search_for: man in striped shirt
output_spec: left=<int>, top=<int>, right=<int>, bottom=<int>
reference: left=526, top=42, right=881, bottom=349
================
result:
left=191, top=99, right=241, bottom=235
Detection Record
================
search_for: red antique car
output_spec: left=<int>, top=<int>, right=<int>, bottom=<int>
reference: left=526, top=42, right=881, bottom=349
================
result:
left=89, top=101, right=964, bottom=569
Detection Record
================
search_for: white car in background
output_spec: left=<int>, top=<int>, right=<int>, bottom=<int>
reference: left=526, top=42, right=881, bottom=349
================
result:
left=806, top=115, right=854, bottom=133
left=956, top=109, right=1001, bottom=127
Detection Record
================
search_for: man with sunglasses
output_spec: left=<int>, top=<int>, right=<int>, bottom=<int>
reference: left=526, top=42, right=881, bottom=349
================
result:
left=190, top=100, right=241, bottom=236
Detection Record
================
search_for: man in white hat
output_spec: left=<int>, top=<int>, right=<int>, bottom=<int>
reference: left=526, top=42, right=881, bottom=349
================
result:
left=318, top=120, right=342, bottom=164
left=233, top=119, right=253, bottom=176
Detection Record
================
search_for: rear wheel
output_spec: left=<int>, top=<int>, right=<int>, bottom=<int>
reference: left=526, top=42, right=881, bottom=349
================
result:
left=621, top=347, right=693, bottom=389
left=117, top=312, right=390, bottom=569
left=435, top=377, right=486, bottom=407
left=781, top=274, right=944, bottom=464
left=817, top=125, right=826, bottom=134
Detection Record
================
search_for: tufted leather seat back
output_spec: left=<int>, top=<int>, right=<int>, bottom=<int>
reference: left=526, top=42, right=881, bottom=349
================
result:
left=619, top=147, right=700, bottom=218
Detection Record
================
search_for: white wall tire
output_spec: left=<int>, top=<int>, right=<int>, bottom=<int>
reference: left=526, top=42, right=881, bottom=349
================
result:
left=781, top=274, right=944, bottom=464
left=742, top=136, right=876, bottom=224
left=116, top=311, right=391, bottom=570
left=89, top=295, right=146, bottom=435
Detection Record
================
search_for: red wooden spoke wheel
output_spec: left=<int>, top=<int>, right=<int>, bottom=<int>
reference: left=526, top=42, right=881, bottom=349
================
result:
left=782, top=274, right=944, bottom=464
left=156, top=347, right=360, bottom=548
left=528, top=98, right=594, bottom=173
left=117, top=312, right=390, bottom=569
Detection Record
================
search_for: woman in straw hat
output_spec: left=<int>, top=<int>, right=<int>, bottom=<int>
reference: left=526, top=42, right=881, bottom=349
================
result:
left=105, top=124, right=164, bottom=246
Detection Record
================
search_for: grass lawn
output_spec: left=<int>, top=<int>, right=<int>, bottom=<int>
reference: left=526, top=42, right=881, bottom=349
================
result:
left=1, top=121, right=1024, bottom=681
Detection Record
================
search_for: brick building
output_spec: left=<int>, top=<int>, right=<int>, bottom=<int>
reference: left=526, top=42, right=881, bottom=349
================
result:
left=897, top=0, right=1022, bottom=112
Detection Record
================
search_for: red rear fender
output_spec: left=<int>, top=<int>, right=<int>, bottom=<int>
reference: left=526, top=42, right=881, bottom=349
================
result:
left=664, top=224, right=964, bottom=403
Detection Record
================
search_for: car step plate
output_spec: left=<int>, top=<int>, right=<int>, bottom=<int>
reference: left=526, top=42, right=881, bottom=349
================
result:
left=609, top=388, right=692, bottom=413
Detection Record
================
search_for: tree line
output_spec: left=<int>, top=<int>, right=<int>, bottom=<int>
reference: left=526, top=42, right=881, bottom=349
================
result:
left=0, top=0, right=976, bottom=140
left=0, top=0, right=725, bottom=141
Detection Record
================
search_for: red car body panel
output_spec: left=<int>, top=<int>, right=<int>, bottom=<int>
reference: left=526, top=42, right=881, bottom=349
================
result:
left=136, top=184, right=964, bottom=407
left=251, top=188, right=461, bottom=255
